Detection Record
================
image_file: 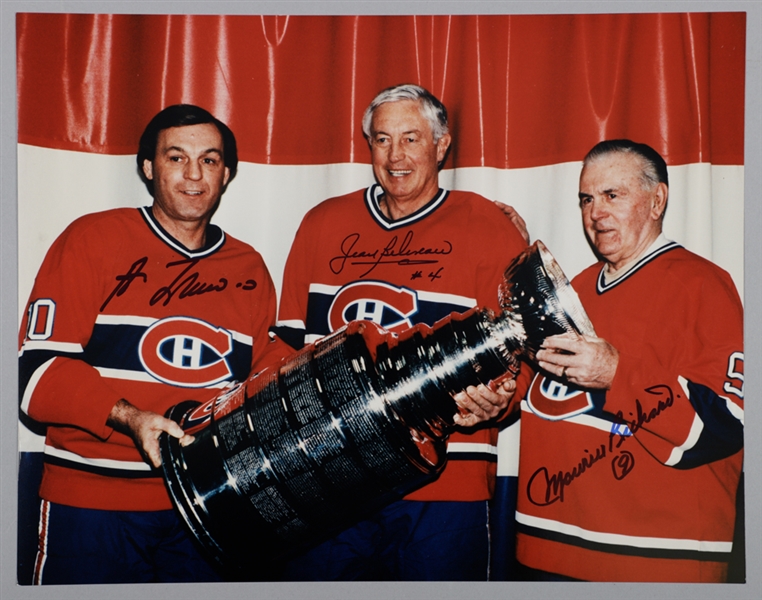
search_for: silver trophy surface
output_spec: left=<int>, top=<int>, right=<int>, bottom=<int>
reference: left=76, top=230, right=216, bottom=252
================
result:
left=160, top=240, right=595, bottom=571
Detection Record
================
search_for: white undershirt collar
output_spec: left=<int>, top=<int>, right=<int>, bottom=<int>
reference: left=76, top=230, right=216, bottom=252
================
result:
left=602, top=232, right=671, bottom=285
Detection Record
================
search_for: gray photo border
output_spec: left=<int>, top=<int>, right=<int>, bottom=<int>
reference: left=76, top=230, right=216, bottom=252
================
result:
left=1, top=2, right=760, bottom=599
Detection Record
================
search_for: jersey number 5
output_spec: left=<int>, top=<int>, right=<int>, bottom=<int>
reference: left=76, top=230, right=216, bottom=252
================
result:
left=723, top=351, right=744, bottom=399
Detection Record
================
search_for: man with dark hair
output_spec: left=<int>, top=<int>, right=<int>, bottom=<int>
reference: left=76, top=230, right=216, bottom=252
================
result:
left=510, top=139, right=744, bottom=582
left=18, top=104, right=285, bottom=583
left=136, top=104, right=239, bottom=192
left=274, top=84, right=528, bottom=580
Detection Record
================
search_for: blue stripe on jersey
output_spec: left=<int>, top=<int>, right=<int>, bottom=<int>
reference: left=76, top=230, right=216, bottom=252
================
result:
left=19, top=348, right=79, bottom=406
left=490, top=475, right=520, bottom=580
left=447, top=452, right=498, bottom=463
left=516, top=521, right=731, bottom=562
left=305, top=290, right=469, bottom=337
left=270, top=324, right=305, bottom=351
left=673, top=379, right=744, bottom=469
left=84, top=322, right=253, bottom=383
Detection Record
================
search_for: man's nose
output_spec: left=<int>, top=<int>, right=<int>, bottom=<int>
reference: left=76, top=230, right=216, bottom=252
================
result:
left=388, top=139, right=404, bottom=162
left=184, top=160, right=203, bottom=180
left=589, top=197, right=608, bottom=220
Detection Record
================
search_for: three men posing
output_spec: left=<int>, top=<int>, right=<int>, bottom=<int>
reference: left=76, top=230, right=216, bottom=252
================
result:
left=19, top=89, right=743, bottom=583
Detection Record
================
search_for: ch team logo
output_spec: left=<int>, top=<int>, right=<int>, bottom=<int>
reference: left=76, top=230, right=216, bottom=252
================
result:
left=183, top=381, right=245, bottom=430
left=526, top=373, right=594, bottom=420
left=139, top=316, right=234, bottom=388
left=329, top=281, right=418, bottom=333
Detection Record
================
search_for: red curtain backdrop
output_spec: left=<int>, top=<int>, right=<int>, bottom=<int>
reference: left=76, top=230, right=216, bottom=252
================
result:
left=11, top=11, right=749, bottom=586
left=17, top=13, right=745, bottom=168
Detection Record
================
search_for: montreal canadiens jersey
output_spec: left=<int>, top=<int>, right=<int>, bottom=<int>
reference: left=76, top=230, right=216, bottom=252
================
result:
left=18, top=207, right=287, bottom=511
left=275, top=185, right=528, bottom=501
left=514, top=240, right=744, bottom=582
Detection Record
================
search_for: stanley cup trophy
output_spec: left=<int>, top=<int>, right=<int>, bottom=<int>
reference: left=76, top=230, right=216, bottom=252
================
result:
left=160, top=240, right=595, bottom=571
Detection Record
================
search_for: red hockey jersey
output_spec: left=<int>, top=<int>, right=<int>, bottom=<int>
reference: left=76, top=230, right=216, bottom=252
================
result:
left=514, top=241, right=744, bottom=582
left=19, top=207, right=288, bottom=511
left=275, top=185, right=528, bottom=501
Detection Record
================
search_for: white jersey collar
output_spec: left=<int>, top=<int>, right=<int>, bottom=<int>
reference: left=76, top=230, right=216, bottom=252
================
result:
left=364, top=184, right=449, bottom=230
left=597, top=233, right=680, bottom=293
left=139, top=206, right=225, bottom=259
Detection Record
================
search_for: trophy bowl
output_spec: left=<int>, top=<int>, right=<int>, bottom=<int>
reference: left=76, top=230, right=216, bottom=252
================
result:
left=160, top=240, right=594, bottom=573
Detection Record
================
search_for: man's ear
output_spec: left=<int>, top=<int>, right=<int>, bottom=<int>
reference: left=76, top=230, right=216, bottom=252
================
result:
left=142, top=159, right=154, bottom=181
left=651, top=182, right=668, bottom=220
left=436, top=133, right=452, bottom=163
left=223, top=166, right=230, bottom=187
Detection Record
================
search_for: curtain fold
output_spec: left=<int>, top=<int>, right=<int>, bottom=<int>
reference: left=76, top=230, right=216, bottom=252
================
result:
left=17, top=13, right=745, bottom=167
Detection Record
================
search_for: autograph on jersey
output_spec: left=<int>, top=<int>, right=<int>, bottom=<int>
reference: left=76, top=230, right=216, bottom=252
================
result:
left=329, top=231, right=452, bottom=277
left=525, top=384, right=676, bottom=506
left=100, top=256, right=258, bottom=311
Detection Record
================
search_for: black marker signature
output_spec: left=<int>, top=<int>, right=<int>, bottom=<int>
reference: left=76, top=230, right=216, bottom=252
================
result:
left=608, top=384, right=675, bottom=451
left=329, top=231, right=452, bottom=277
left=101, top=256, right=256, bottom=310
left=526, top=443, right=607, bottom=506
left=150, top=258, right=227, bottom=307
left=611, top=450, right=635, bottom=480
left=101, top=257, right=148, bottom=312
left=428, top=267, right=444, bottom=282
left=526, top=384, right=675, bottom=505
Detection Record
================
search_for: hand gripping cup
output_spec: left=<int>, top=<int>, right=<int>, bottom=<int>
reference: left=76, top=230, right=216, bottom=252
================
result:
left=160, top=240, right=595, bottom=571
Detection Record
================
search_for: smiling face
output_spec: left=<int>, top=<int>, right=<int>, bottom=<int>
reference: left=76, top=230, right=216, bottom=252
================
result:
left=142, top=123, right=230, bottom=243
left=578, top=152, right=668, bottom=271
left=368, top=99, right=451, bottom=215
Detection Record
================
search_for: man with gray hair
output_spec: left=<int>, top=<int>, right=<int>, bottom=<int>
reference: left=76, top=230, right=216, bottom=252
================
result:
left=511, top=139, right=744, bottom=581
left=274, top=84, right=528, bottom=580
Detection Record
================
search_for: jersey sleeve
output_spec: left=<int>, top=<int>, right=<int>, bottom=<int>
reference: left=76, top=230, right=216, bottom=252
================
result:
left=272, top=208, right=320, bottom=350
left=604, top=269, right=744, bottom=469
left=470, top=201, right=528, bottom=314
left=249, top=259, right=294, bottom=371
left=18, top=220, right=124, bottom=439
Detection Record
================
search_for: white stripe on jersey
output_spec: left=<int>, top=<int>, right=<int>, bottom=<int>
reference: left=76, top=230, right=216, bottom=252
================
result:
left=416, top=289, right=477, bottom=308
left=516, top=511, right=732, bottom=553
left=95, top=314, right=156, bottom=326
left=229, top=330, right=253, bottom=346
left=308, top=283, right=341, bottom=295
left=19, top=340, right=83, bottom=357
left=276, top=318, right=306, bottom=329
left=496, top=419, right=521, bottom=477
left=44, top=444, right=153, bottom=471
left=520, top=399, right=628, bottom=435
left=94, top=313, right=254, bottom=345
left=95, top=366, right=232, bottom=388
left=665, top=412, right=704, bottom=467
left=725, top=396, right=745, bottom=423
left=446, top=442, right=498, bottom=455
left=21, top=357, right=56, bottom=414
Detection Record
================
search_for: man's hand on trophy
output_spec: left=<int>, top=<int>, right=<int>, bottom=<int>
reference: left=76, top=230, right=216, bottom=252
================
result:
left=535, top=332, right=619, bottom=390
left=451, top=378, right=517, bottom=427
left=107, top=399, right=195, bottom=468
